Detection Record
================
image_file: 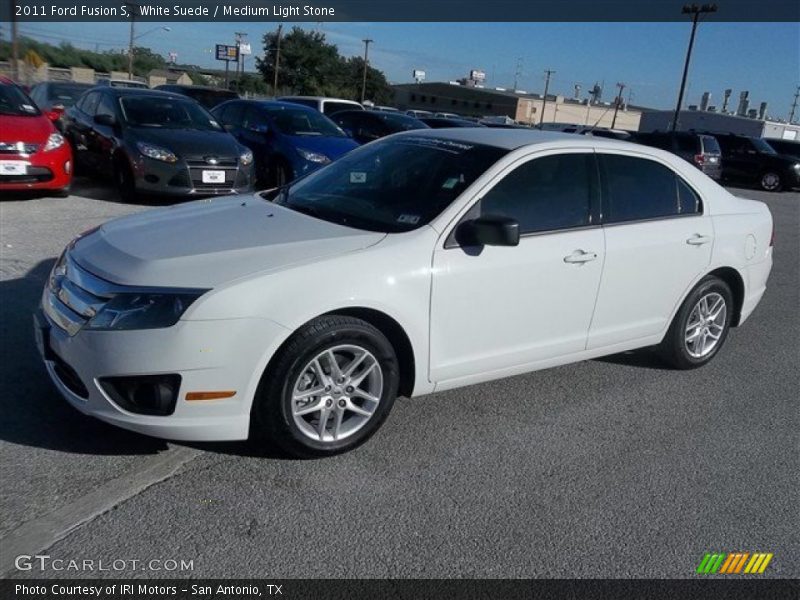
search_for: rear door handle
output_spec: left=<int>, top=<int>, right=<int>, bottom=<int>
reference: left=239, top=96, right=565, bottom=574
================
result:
left=564, top=250, right=598, bottom=264
left=686, top=234, right=713, bottom=246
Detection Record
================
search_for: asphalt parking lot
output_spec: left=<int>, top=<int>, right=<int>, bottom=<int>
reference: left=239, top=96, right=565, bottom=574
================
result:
left=1, top=178, right=797, bottom=579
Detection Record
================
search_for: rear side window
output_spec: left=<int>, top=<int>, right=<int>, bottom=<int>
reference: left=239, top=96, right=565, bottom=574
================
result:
left=480, top=153, right=595, bottom=234
left=79, top=91, right=100, bottom=115
left=600, top=154, right=701, bottom=223
left=700, top=135, right=721, bottom=154
left=217, top=102, right=244, bottom=127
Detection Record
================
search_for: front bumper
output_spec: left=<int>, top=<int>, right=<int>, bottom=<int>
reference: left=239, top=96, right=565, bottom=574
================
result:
left=130, top=155, right=254, bottom=197
left=35, top=303, right=289, bottom=441
left=0, top=146, right=72, bottom=191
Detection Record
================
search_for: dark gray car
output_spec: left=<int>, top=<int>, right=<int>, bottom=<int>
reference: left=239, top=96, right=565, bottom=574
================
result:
left=632, top=131, right=722, bottom=180
left=63, top=88, right=254, bottom=202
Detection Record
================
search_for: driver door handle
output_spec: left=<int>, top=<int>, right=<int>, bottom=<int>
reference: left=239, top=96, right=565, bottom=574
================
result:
left=686, top=234, right=713, bottom=246
left=564, top=250, right=598, bottom=264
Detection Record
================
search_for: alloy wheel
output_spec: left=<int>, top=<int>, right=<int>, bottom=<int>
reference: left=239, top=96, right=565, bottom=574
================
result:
left=760, top=172, right=781, bottom=191
left=290, top=344, right=383, bottom=443
left=684, top=292, right=727, bottom=358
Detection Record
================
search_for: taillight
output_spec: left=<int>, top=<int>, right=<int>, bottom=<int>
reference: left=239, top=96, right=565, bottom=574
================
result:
left=694, top=154, right=705, bottom=165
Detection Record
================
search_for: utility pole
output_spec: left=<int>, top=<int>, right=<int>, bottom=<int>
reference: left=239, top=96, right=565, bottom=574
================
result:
left=10, top=5, right=19, bottom=82
left=513, top=57, right=523, bottom=91
left=539, top=69, right=555, bottom=129
left=672, top=3, right=718, bottom=132
left=125, top=2, right=139, bottom=80
left=611, top=82, right=626, bottom=128
left=273, top=24, right=283, bottom=96
left=789, top=85, right=800, bottom=123
left=360, top=38, right=373, bottom=103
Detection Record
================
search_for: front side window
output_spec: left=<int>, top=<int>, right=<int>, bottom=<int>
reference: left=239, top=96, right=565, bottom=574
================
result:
left=264, top=106, right=345, bottom=137
left=274, top=137, right=508, bottom=233
left=323, top=102, right=360, bottom=116
left=600, top=154, right=701, bottom=223
left=0, top=84, right=39, bottom=116
left=479, top=153, right=595, bottom=234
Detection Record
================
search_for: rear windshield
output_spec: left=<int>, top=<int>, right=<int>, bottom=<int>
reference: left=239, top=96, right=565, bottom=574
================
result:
left=700, top=135, right=721, bottom=154
left=323, top=101, right=362, bottom=116
left=181, top=88, right=238, bottom=109
left=0, top=84, right=40, bottom=116
left=377, top=113, right=429, bottom=133
left=47, top=83, right=91, bottom=107
left=274, top=136, right=508, bottom=233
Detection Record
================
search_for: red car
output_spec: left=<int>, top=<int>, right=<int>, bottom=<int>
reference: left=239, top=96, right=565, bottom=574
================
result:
left=0, top=76, right=72, bottom=196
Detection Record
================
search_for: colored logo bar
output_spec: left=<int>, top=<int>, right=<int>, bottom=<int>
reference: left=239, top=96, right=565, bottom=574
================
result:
left=696, top=552, right=773, bottom=574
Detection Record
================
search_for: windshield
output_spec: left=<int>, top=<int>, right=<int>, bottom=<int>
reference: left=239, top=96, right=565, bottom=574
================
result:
left=266, top=106, right=345, bottom=137
left=274, top=136, right=508, bottom=233
left=378, top=113, right=429, bottom=133
left=120, top=96, right=223, bottom=130
left=0, top=84, right=40, bottom=116
left=750, top=137, right=777, bottom=154
left=47, top=83, right=91, bottom=107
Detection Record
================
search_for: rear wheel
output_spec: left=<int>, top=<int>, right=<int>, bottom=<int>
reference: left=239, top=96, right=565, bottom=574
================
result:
left=253, top=316, right=399, bottom=457
left=658, top=276, right=733, bottom=369
left=759, top=171, right=782, bottom=192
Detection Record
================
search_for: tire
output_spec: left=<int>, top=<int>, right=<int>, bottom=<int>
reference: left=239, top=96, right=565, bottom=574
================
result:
left=658, top=276, right=734, bottom=370
left=759, top=171, right=783, bottom=192
left=115, top=157, right=138, bottom=203
left=252, top=315, right=400, bottom=457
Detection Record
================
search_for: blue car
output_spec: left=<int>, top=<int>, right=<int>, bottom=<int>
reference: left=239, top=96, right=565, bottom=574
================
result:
left=212, top=100, right=359, bottom=187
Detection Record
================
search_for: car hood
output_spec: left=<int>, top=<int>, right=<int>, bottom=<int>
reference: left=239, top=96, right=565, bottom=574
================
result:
left=0, top=114, right=54, bottom=144
left=128, top=127, right=243, bottom=159
left=72, top=195, right=386, bottom=288
left=287, top=134, right=359, bottom=160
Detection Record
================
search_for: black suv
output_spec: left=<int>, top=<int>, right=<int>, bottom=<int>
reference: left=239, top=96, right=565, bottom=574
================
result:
left=153, top=85, right=239, bottom=110
left=708, top=133, right=800, bottom=192
left=632, top=131, right=722, bottom=180
left=764, top=138, right=800, bottom=161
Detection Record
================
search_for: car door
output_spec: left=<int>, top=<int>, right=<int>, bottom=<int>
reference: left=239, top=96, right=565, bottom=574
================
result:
left=91, top=93, right=119, bottom=176
left=238, top=105, right=272, bottom=180
left=429, top=150, right=605, bottom=383
left=587, top=152, right=712, bottom=350
left=717, top=136, right=751, bottom=182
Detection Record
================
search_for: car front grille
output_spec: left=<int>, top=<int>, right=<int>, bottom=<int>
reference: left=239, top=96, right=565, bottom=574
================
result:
left=44, top=254, right=112, bottom=336
left=0, top=142, right=39, bottom=155
left=0, top=166, right=53, bottom=183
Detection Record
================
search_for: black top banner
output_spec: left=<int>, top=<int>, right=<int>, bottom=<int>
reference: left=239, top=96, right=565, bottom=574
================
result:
left=3, top=0, right=800, bottom=22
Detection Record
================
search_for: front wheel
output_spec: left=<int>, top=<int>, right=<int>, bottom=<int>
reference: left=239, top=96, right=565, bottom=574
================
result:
left=252, top=316, right=399, bottom=457
left=658, top=276, right=733, bottom=369
left=759, top=171, right=782, bottom=192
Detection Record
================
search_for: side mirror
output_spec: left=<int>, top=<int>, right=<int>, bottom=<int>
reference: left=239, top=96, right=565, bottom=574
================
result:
left=456, top=215, right=520, bottom=247
left=94, top=113, right=116, bottom=127
left=46, top=106, right=65, bottom=122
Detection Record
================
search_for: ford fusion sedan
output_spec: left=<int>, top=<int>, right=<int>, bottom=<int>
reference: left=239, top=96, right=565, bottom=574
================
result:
left=37, top=129, right=773, bottom=457
left=212, top=100, right=359, bottom=187
left=63, top=88, right=254, bottom=201
left=0, top=76, right=72, bottom=196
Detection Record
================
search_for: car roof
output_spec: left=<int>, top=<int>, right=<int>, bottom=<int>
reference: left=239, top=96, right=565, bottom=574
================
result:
left=230, top=99, right=320, bottom=112
left=392, top=127, right=645, bottom=151
left=156, top=84, right=235, bottom=92
left=102, top=87, right=188, bottom=99
left=280, top=96, right=360, bottom=103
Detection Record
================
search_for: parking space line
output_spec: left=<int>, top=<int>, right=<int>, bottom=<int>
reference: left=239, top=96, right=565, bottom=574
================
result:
left=0, top=446, right=201, bottom=576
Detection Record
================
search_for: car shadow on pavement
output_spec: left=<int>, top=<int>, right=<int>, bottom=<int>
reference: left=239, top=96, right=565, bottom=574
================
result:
left=0, top=260, right=168, bottom=455
left=594, top=348, right=670, bottom=370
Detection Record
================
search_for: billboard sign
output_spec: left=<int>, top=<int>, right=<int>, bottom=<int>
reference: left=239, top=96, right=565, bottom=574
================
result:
left=216, top=44, right=239, bottom=62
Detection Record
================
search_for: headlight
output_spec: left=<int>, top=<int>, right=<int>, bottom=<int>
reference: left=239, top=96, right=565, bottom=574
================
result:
left=43, top=132, right=65, bottom=152
left=793, top=162, right=800, bottom=172
left=85, top=292, right=204, bottom=331
left=137, top=142, right=178, bottom=163
left=240, top=150, right=254, bottom=166
left=297, top=148, right=331, bottom=165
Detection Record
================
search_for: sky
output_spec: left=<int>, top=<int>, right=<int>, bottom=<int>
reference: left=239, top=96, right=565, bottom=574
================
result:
left=9, top=21, right=800, bottom=118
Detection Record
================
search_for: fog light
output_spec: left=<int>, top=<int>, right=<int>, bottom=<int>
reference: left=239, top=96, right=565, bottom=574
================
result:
left=99, top=374, right=181, bottom=416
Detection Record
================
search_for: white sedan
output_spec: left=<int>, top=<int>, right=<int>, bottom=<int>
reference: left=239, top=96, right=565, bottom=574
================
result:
left=36, top=129, right=773, bottom=456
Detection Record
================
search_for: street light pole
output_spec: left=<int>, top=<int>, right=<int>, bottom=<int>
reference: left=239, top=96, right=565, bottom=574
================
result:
left=361, top=38, right=373, bottom=103
left=125, top=2, right=139, bottom=80
left=611, top=82, right=626, bottom=128
left=539, top=69, right=555, bottom=129
left=671, top=3, right=717, bottom=132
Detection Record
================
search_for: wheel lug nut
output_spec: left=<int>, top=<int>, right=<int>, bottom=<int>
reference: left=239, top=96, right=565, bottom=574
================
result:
left=325, top=385, right=331, bottom=391
left=338, top=399, right=346, bottom=408
left=345, top=386, right=354, bottom=393
left=325, top=399, right=333, bottom=407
